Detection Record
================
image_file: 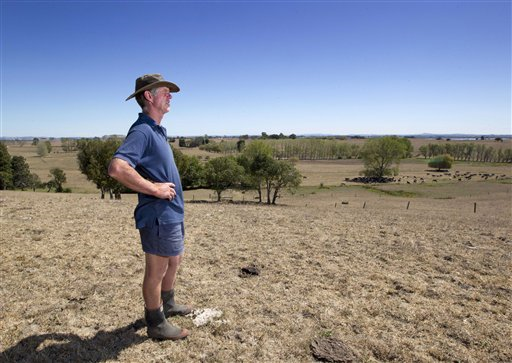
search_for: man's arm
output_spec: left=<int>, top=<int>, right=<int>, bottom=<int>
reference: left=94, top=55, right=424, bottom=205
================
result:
left=108, top=158, right=176, bottom=200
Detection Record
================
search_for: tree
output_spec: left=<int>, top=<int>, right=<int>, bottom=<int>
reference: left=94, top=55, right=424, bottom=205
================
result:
left=428, top=154, right=453, bottom=171
left=236, top=139, right=245, bottom=152
left=360, top=136, right=408, bottom=178
left=49, top=168, right=67, bottom=192
left=240, top=141, right=274, bottom=202
left=418, top=145, right=428, bottom=159
left=44, top=140, right=52, bottom=153
left=263, top=159, right=302, bottom=204
left=204, top=156, right=244, bottom=201
left=61, top=138, right=77, bottom=152
left=11, top=155, right=32, bottom=190
left=77, top=138, right=125, bottom=199
left=171, top=145, right=204, bottom=190
left=0, top=142, right=13, bottom=189
left=396, top=137, right=413, bottom=158
left=32, top=138, right=39, bottom=146
left=29, top=173, right=42, bottom=191
left=36, top=141, right=49, bottom=157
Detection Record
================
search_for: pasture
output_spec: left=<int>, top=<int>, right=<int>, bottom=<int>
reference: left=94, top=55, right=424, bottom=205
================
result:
left=1, top=140, right=511, bottom=362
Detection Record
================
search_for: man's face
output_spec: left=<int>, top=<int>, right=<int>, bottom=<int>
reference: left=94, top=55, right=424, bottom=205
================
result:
left=152, top=87, right=172, bottom=114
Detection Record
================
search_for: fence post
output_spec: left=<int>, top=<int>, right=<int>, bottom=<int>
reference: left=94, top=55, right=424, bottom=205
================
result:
left=406, top=201, right=410, bottom=210
left=363, top=201, right=366, bottom=209
left=474, top=202, right=477, bottom=213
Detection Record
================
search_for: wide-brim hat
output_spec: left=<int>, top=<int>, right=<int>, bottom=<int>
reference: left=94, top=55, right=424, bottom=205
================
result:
left=125, top=73, right=180, bottom=101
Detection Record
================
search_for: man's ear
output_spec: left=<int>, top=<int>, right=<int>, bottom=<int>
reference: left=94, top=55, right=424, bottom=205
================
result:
left=143, top=90, right=153, bottom=103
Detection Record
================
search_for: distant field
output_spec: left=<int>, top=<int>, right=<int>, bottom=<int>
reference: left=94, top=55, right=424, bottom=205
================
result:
left=5, top=139, right=512, bottom=196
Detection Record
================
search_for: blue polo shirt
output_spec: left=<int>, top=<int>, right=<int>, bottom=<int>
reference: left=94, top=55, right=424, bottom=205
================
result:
left=113, top=113, right=184, bottom=229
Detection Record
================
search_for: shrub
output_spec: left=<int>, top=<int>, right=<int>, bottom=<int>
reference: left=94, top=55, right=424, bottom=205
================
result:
left=428, top=154, right=453, bottom=171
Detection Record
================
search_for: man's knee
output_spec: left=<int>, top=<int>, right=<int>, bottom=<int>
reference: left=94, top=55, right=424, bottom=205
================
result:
left=168, top=254, right=183, bottom=267
left=145, top=254, right=171, bottom=280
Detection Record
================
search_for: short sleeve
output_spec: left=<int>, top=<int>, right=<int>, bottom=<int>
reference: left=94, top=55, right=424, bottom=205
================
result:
left=113, top=129, right=147, bottom=168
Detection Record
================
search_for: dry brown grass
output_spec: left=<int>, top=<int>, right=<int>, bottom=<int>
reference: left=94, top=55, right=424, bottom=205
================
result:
left=1, top=178, right=511, bottom=362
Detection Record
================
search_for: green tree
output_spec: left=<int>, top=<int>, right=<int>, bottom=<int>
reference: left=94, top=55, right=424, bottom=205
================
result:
left=0, top=142, right=13, bottom=189
left=418, top=145, right=428, bottom=159
left=61, top=138, right=77, bottom=152
left=36, top=141, right=49, bottom=157
left=171, top=145, right=204, bottom=190
left=360, top=137, right=408, bottom=178
left=428, top=154, right=453, bottom=171
left=397, top=137, right=413, bottom=158
left=236, top=139, right=246, bottom=152
left=263, top=159, right=302, bottom=204
left=29, top=173, right=42, bottom=191
left=49, top=168, right=67, bottom=192
left=11, top=155, right=32, bottom=190
left=32, top=138, right=40, bottom=146
left=44, top=140, right=52, bottom=153
left=77, top=138, right=125, bottom=199
left=240, top=141, right=274, bottom=202
left=204, top=156, right=244, bottom=201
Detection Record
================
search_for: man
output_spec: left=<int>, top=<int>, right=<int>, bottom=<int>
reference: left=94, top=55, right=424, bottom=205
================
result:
left=108, top=74, right=191, bottom=340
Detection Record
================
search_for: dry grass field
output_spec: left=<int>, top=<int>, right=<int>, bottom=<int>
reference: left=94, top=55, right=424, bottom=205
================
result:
left=1, top=172, right=511, bottom=362
left=1, top=140, right=511, bottom=362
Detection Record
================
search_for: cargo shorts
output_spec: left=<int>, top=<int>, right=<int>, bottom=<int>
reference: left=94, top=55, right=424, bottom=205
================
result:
left=139, top=221, right=185, bottom=256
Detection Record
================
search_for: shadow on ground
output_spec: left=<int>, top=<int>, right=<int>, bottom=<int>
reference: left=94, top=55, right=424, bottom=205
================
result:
left=1, top=319, right=146, bottom=363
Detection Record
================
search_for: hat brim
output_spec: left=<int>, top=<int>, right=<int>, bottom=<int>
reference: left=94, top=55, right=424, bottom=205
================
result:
left=125, top=81, right=180, bottom=101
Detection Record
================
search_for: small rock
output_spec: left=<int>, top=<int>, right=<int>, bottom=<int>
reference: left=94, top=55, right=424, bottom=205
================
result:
left=191, top=308, right=223, bottom=327
left=239, top=265, right=260, bottom=278
left=310, top=337, right=359, bottom=362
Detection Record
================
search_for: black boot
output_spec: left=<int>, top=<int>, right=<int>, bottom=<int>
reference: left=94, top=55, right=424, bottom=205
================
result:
left=161, top=289, right=193, bottom=317
left=145, top=305, right=189, bottom=340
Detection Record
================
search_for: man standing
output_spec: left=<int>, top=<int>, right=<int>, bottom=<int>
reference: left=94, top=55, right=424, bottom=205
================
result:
left=108, top=74, right=191, bottom=340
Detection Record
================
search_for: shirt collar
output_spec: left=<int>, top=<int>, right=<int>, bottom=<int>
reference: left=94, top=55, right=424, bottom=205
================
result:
left=138, top=113, right=167, bottom=136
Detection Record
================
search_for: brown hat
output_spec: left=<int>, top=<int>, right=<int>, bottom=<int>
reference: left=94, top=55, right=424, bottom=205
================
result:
left=125, top=74, right=180, bottom=101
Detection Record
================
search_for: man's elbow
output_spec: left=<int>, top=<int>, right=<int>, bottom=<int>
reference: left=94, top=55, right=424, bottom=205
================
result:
left=108, top=159, right=121, bottom=179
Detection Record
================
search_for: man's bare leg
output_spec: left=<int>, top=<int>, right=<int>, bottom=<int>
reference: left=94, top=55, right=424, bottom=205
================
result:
left=162, top=254, right=182, bottom=291
left=143, top=253, right=170, bottom=309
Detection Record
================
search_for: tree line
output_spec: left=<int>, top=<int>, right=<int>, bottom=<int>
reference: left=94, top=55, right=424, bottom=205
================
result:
left=418, top=143, right=512, bottom=163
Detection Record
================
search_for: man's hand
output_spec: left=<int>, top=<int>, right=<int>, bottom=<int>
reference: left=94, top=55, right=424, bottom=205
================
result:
left=153, top=182, right=176, bottom=200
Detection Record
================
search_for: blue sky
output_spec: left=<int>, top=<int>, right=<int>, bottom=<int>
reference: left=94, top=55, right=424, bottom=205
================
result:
left=1, top=0, right=510, bottom=137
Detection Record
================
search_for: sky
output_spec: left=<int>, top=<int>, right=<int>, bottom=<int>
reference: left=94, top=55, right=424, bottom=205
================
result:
left=1, top=0, right=511, bottom=138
